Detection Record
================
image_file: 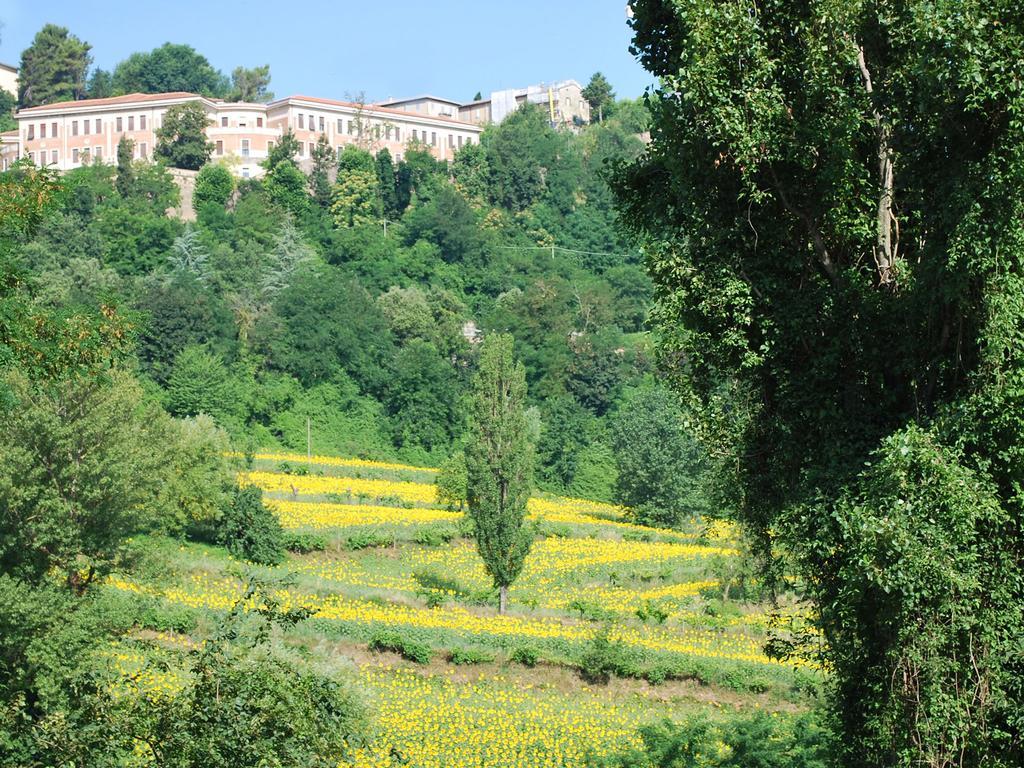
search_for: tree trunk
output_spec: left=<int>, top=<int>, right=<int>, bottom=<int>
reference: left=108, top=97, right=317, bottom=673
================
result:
left=499, top=585, right=508, bottom=614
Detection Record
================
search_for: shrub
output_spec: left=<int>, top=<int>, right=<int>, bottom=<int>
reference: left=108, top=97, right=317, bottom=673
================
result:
left=635, top=600, right=669, bottom=625
left=218, top=486, right=285, bottom=565
left=138, top=599, right=197, bottom=634
left=345, top=530, right=394, bottom=550
left=579, top=630, right=643, bottom=684
left=193, top=162, right=235, bottom=209
left=282, top=531, right=327, bottom=554
left=447, top=647, right=494, bottom=665
left=594, top=712, right=832, bottom=767
left=413, top=524, right=456, bottom=546
left=569, top=599, right=615, bottom=622
left=368, top=629, right=431, bottom=664
left=510, top=646, right=539, bottom=667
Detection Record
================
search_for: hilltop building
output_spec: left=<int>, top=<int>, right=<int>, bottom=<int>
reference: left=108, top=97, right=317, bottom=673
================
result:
left=2, top=90, right=483, bottom=176
left=381, top=79, right=591, bottom=131
left=0, top=62, right=17, bottom=97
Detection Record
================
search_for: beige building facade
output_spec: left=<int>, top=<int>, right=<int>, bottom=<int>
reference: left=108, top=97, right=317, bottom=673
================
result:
left=5, top=91, right=483, bottom=175
left=0, top=62, right=17, bottom=98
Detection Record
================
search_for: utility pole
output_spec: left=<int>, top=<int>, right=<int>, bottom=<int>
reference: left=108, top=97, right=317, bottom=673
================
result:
left=306, top=417, right=311, bottom=465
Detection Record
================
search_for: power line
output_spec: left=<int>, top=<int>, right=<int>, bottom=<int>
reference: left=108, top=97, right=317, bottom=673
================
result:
left=497, top=244, right=636, bottom=260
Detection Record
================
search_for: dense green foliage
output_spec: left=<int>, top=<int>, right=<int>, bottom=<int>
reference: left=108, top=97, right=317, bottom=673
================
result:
left=155, top=102, right=214, bottom=170
left=111, top=42, right=230, bottom=98
left=620, top=1, right=1024, bottom=764
left=17, top=24, right=91, bottom=107
left=594, top=712, right=831, bottom=768
left=465, top=334, right=535, bottom=613
left=217, top=485, right=285, bottom=565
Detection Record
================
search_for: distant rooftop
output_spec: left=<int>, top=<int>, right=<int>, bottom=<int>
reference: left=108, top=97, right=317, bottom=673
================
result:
left=17, top=91, right=202, bottom=114
left=377, top=94, right=465, bottom=107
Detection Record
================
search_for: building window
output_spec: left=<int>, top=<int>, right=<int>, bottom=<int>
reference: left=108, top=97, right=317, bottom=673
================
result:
left=216, top=140, right=223, bottom=156
left=94, top=146, right=102, bottom=161
left=297, top=142, right=304, bottom=157
left=337, top=118, right=343, bottom=133
left=81, top=148, right=90, bottom=162
left=96, top=118, right=102, bottom=132
left=73, top=148, right=79, bottom=163
left=242, top=167, right=250, bottom=178
left=309, top=114, right=315, bottom=129
left=140, top=115, right=147, bottom=129
left=267, top=140, right=274, bottom=152
left=239, top=120, right=246, bottom=128
left=51, top=122, right=57, bottom=137
left=458, top=135, right=464, bottom=148
left=139, top=142, right=148, bottom=159
left=241, top=139, right=250, bottom=157
left=221, top=116, right=228, bottom=127
left=40, top=123, right=46, bottom=138
left=319, top=116, right=324, bottom=131
left=449, top=134, right=454, bottom=148
left=27, top=124, right=34, bottom=140
left=116, top=117, right=123, bottom=131
left=128, top=116, right=134, bottom=131
left=308, top=142, right=314, bottom=156
left=298, top=114, right=304, bottom=129
left=50, top=149, right=58, bottom=164
left=395, top=127, right=401, bottom=142
left=84, top=120, right=90, bottom=135
left=256, top=117, right=263, bottom=128
left=411, top=129, right=417, bottom=141
left=431, top=132, right=437, bottom=146
left=72, top=120, right=78, bottom=136
left=336, top=146, right=343, bottom=161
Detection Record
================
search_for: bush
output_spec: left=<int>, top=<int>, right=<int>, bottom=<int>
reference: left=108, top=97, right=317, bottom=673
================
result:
left=579, top=630, right=644, bottom=684
left=593, top=712, right=832, bottom=767
left=368, top=629, right=431, bottom=664
left=345, top=530, right=395, bottom=550
left=413, top=524, right=457, bottom=546
left=569, top=599, right=615, bottom=622
left=447, top=647, right=494, bottom=665
left=510, top=646, right=539, bottom=667
left=282, top=531, right=327, bottom=554
left=193, top=162, right=234, bottom=209
left=218, top=486, right=285, bottom=565
left=635, top=600, right=669, bottom=625
left=137, top=599, right=198, bottom=634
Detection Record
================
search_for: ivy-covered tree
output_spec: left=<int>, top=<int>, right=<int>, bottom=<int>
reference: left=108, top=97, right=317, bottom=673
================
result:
left=465, top=333, right=534, bottom=614
left=620, top=1, right=1024, bottom=764
left=155, top=101, right=214, bottom=171
left=309, top=134, right=335, bottom=209
left=375, top=148, right=399, bottom=220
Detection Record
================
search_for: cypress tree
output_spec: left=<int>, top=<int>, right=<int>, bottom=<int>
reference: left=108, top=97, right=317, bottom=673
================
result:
left=115, top=136, right=135, bottom=198
left=465, top=334, right=534, bottom=614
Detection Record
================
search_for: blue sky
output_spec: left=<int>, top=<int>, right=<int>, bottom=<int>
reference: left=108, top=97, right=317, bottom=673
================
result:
left=0, top=1, right=654, bottom=102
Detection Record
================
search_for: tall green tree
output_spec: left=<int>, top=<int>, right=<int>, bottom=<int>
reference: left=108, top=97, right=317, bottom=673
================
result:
left=229, top=64, right=273, bottom=102
left=115, top=135, right=134, bottom=197
left=111, top=43, right=229, bottom=97
left=375, top=148, right=399, bottom=219
left=310, top=134, right=335, bottom=208
left=620, top=2, right=1024, bottom=764
left=194, top=163, right=235, bottom=209
left=581, top=71, right=615, bottom=122
left=610, top=386, right=708, bottom=528
left=155, top=101, right=214, bottom=170
left=17, top=24, right=91, bottom=107
left=86, top=68, right=113, bottom=99
left=332, top=149, right=380, bottom=228
left=465, top=333, right=534, bottom=614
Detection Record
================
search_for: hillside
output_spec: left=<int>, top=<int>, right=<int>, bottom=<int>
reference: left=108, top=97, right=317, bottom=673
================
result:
left=111, top=452, right=817, bottom=767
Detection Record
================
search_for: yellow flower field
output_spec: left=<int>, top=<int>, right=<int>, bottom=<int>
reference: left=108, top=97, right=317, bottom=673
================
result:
left=269, top=498, right=461, bottom=530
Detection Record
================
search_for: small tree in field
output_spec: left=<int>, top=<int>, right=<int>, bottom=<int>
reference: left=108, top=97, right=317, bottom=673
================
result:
left=465, top=334, right=534, bottom=614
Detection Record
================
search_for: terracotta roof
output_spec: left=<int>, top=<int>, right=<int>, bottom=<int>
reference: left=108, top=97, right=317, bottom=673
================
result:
left=271, top=95, right=482, bottom=128
left=1, top=129, right=18, bottom=138
left=17, top=91, right=204, bottom=114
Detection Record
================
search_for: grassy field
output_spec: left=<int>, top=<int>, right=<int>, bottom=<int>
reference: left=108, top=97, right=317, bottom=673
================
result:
left=107, top=452, right=818, bottom=768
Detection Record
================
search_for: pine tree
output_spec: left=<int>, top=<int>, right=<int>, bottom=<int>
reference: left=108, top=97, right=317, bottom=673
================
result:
left=581, top=72, right=615, bottom=123
left=465, top=334, right=534, bottom=614
left=168, top=225, right=210, bottom=281
left=17, top=24, right=91, bottom=107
